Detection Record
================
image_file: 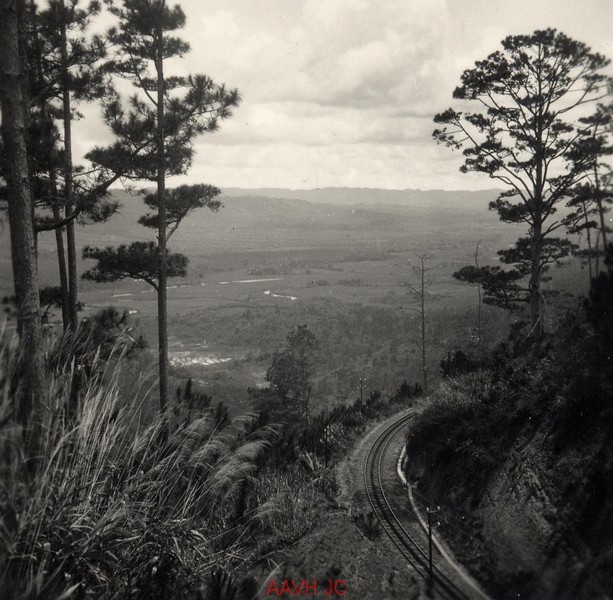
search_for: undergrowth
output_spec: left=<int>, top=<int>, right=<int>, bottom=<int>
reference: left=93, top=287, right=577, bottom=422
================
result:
left=0, top=330, right=279, bottom=599
left=0, top=320, right=383, bottom=599
left=404, top=271, right=613, bottom=599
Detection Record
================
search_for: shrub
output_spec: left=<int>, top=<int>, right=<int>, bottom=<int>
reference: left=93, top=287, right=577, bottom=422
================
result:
left=352, top=509, right=381, bottom=539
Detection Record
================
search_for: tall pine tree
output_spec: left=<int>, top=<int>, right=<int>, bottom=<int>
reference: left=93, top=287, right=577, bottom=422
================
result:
left=0, top=0, right=44, bottom=429
left=35, top=0, right=109, bottom=329
left=14, top=0, right=128, bottom=330
left=87, top=0, right=239, bottom=415
left=434, top=30, right=612, bottom=339
left=565, top=103, right=613, bottom=276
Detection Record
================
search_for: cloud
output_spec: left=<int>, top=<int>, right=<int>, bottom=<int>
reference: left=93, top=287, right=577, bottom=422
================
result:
left=177, top=0, right=460, bottom=171
left=288, top=1, right=454, bottom=110
left=186, top=0, right=453, bottom=109
left=182, top=136, right=481, bottom=191
left=73, top=0, right=613, bottom=191
left=172, top=0, right=511, bottom=190
left=200, top=101, right=434, bottom=148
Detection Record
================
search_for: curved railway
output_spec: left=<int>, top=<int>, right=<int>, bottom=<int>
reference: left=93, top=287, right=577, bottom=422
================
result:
left=363, top=411, right=472, bottom=600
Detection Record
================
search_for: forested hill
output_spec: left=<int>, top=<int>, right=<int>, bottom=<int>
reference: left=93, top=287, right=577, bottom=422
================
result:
left=51, top=187, right=506, bottom=250
left=220, top=187, right=501, bottom=209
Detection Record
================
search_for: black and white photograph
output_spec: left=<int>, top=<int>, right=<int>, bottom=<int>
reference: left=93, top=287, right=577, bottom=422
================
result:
left=0, top=0, right=612, bottom=598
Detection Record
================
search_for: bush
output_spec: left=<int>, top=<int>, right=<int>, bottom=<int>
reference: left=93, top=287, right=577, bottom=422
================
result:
left=440, top=349, right=475, bottom=378
left=352, top=509, right=381, bottom=539
left=405, top=370, right=524, bottom=507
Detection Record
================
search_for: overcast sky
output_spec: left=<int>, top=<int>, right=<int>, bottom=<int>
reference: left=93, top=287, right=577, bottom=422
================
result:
left=78, top=0, right=613, bottom=191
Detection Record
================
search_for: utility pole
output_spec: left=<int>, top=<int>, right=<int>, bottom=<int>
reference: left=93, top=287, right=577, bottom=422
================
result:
left=359, top=377, right=364, bottom=407
left=426, top=506, right=440, bottom=581
left=324, top=424, right=329, bottom=468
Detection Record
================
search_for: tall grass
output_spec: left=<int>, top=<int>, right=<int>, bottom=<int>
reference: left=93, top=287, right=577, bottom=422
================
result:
left=0, top=330, right=271, bottom=599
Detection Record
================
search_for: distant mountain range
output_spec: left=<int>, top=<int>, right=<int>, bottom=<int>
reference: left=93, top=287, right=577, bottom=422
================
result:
left=220, top=187, right=502, bottom=208
left=110, top=186, right=502, bottom=210
left=93, top=187, right=506, bottom=242
left=32, top=186, right=505, bottom=260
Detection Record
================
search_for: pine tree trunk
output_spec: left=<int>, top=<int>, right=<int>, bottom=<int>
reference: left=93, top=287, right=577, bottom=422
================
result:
left=0, top=0, right=45, bottom=426
left=529, top=94, right=546, bottom=342
left=155, top=21, right=168, bottom=417
left=52, top=183, right=70, bottom=330
left=594, top=164, right=610, bottom=272
left=582, top=202, right=594, bottom=281
left=529, top=224, right=543, bottom=340
left=30, top=2, right=69, bottom=329
left=60, top=0, right=78, bottom=330
left=475, top=241, right=482, bottom=352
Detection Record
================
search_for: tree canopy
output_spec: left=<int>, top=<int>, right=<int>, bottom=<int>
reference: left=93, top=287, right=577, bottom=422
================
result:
left=257, top=325, right=320, bottom=423
left=87, top=0, right=240, bottom=183
left=138, top=184, right=222, bottom=238
left=82, top=240, right=188, bottom=290
left=434, top=28, right=612, bottom=337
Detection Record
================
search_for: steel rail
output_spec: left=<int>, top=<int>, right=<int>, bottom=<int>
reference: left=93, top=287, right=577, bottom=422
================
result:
left=363, top=412, right=470, bottom=600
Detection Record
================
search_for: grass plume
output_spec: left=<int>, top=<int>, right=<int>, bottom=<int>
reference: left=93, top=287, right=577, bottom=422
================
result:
left=0, top=329, right=271, bottom=599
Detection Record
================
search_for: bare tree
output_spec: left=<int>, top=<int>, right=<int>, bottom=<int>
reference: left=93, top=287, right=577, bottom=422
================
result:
left=403, top=254, right=433, bottom=395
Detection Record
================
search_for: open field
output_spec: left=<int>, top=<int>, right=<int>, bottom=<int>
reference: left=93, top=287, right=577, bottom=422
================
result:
left=0, top=188, right=590, bottom=414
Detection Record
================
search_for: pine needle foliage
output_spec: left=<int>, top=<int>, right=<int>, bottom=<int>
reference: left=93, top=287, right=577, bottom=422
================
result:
left=434, top=29, right=612, bottom=337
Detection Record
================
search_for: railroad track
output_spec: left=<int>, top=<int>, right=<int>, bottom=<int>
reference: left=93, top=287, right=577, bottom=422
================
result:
left=363, top=411, right=471, bottom=600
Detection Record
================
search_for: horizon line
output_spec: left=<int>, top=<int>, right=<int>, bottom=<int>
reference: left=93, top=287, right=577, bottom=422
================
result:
left=108, top=185, right=502, bottom=193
